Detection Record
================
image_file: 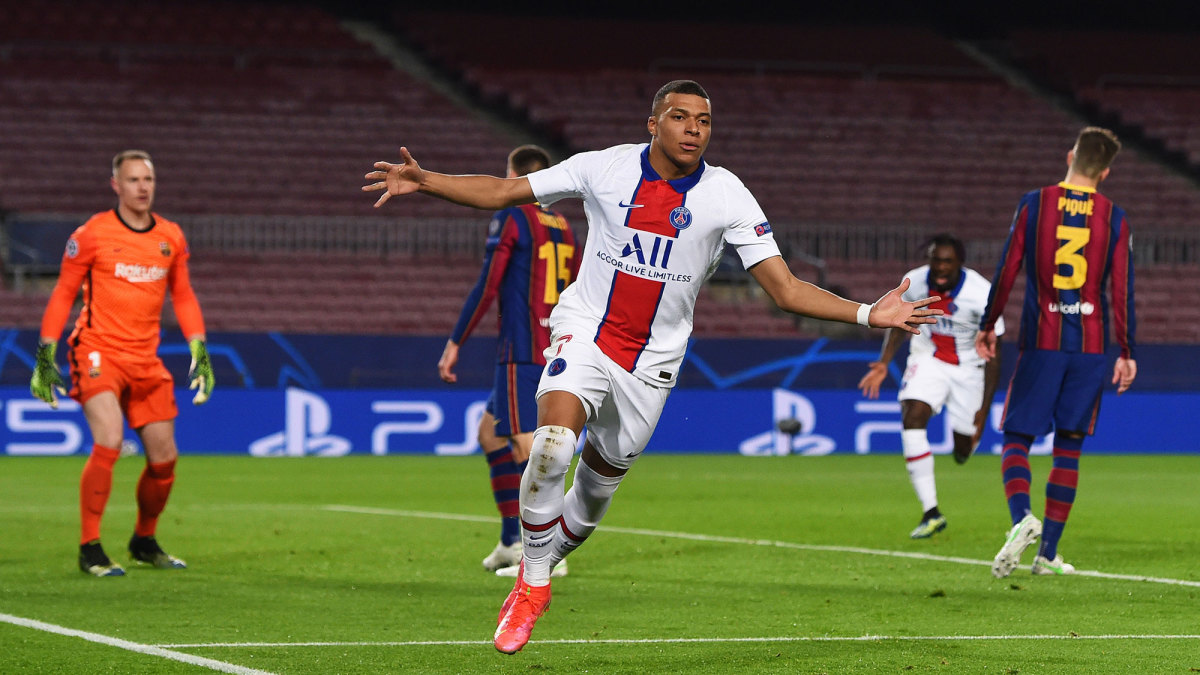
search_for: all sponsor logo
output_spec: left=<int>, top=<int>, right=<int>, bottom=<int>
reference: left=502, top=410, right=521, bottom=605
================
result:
left=620, top=233, right=673, bottom=268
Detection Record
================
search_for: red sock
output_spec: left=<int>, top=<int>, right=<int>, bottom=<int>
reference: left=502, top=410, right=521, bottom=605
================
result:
left=135, top=459, right=177, bottom=537
left=80, top=444, right=121, bottom=545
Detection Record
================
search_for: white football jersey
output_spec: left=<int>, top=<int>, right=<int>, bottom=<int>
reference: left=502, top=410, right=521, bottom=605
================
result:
left=902, top=264, right=1004, bottom=369
left=528, top=143, right=780, bottom=387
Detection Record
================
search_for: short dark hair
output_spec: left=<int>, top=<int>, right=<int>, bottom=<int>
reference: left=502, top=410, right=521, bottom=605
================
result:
left=507, top=144, right=551, bottom=177
left=924, top=233, right=965, bottom=263
left=1071, top=127, right=1121, bottom=179
left=651, top=80, right=710, bottom=116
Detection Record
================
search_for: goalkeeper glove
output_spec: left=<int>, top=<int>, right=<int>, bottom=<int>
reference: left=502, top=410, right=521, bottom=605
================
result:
left=30, top=342, right=67, bottom=409
left=188, top=338, right=215, bottom=405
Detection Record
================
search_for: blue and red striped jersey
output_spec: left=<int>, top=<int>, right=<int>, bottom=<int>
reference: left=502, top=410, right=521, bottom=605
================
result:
left=450, top=203, right=579, bottom=365
left=980, top=182, right=1136, bottom=359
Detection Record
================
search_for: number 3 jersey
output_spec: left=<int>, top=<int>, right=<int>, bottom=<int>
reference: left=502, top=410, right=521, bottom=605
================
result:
left=902, top=265, right=1003, bottom=369
left=980, top=182, right=1136, bottom=359
left=527, top=144, right=780, bottom=388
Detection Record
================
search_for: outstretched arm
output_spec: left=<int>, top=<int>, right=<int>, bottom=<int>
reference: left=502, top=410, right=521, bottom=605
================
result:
left=748, top=256, right=941, bottom=333
left=363, top=147, right=536, bottom=210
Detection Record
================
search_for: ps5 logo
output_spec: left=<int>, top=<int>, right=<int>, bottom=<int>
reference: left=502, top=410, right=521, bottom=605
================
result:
left=620, top=233, right=673, bottom=269
left=738, top=388, right=835, bottom=456
left=250, top=388, right=351, bottom=457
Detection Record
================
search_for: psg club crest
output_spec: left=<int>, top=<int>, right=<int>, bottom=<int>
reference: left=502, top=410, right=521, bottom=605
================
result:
left=548, top=358, right=567, bottom=376
left=669, top=206, right=692, bottom=230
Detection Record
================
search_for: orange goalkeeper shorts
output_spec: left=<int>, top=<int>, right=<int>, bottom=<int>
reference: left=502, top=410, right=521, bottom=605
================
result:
left=69, top=347, right=178, bottom=428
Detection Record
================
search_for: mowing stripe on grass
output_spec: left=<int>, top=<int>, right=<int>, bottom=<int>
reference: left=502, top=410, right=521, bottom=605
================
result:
left=0, top=612, right=276, bottom=675
left=158, top=634, right=1200, bottom=648
left=323, top=504, right=1200, bottom=589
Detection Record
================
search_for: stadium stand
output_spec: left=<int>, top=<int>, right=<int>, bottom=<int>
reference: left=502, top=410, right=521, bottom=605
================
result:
left=384, top=11, right=1199, bottom=342
left=2, top=4, right=1197, bottom=342
left=0, top=0, right=514, bottom=219
left=1010, top=29, right=1200, bottom=165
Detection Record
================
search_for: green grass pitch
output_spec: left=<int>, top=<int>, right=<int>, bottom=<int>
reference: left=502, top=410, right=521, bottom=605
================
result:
left=2, top=453, right=1198, bottom=673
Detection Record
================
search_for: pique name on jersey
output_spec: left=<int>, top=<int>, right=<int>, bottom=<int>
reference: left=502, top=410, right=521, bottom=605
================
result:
left=114, top=262, right=169, bottom=283
left=1057, top=196, right=1095, bottom=216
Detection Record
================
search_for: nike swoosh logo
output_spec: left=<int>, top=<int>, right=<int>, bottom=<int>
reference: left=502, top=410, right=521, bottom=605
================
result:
left=618, top=201, right=644, bottom=209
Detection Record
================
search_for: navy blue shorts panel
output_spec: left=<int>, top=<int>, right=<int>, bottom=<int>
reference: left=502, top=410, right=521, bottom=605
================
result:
left=1001, top=350, right=1106, bottom=436
left=486, top=362, right=542, bottom=437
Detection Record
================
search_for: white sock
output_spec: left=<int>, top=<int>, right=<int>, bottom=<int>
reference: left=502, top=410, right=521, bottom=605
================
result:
left=902, top=428, right=938, bottom=513
left=520, top=425, right=577, bottom=586
left=547, top=459, right=624, bottom=569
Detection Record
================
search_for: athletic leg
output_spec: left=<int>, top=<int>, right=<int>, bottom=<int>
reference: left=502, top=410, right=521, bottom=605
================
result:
left=519, top=390, right=586, bottom=586
left=134, top=420, right=178, bottom=537
left=495, top=389, right=585, bottom=653
left=80, top=392, right=124, bottom=545
left=78, top=392, right=126, bottom=576
left=479, top=412, right=523, bottom=547
left=1039, top=432, right=1083, bottom=561
left=129, top=419, right=186, bottom=569
left=1001, top=432, right=1034, bottom=524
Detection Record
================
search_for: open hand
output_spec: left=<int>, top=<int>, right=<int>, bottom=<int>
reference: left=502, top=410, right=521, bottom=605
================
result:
left=362, top=147, right=424, bottom=208
left=868, top=278, right=942, bottom=334
left=858, top=362, right=888, bottom=399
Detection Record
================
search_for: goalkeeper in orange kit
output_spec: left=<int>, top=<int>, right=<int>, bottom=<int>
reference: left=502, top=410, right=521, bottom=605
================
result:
left=30, top=150, right=214, bottom=577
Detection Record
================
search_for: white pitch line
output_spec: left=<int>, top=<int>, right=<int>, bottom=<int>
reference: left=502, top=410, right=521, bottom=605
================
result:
left=0, top=612, right=276, bottom=675
left=324, top=504, right=1200, bottom=588
left=159, top=634, right=1200, bottom=648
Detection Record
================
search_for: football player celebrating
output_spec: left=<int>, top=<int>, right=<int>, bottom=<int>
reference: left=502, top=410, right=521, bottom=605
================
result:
left=365, top=80, right=942, bottom=653
left=859, top=234, right=1002, bottom=539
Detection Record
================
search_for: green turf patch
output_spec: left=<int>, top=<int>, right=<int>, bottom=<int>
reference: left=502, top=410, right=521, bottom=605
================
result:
left=2, top=454, right=1198, bottom=673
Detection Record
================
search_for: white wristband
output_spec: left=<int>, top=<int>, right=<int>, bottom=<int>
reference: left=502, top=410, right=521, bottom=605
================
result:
left=856, top=303, right=873, bottom=327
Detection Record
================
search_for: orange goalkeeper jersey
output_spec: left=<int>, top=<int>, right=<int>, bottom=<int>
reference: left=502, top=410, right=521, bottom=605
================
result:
left=41, top=209, right=205, bottom=365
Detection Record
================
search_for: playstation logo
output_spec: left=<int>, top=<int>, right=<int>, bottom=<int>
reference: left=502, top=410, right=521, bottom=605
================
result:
left=249, top=388, right=351, bottom=457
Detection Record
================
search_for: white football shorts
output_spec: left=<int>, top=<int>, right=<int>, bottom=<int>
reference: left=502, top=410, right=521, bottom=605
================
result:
left=898, top=351, right=986, bottom=436
left=537, top=328, right=671, bottom=471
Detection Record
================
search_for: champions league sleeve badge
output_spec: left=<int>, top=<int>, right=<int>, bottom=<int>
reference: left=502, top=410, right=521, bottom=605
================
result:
left=669, top=206, right=692, bottom=230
